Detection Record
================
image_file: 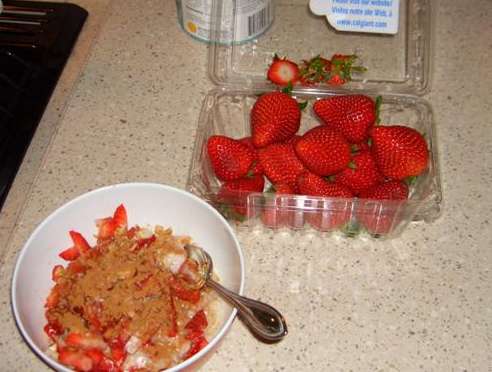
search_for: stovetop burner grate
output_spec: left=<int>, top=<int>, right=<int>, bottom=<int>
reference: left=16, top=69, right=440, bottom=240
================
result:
left=0, top=1, right=87, bottom=209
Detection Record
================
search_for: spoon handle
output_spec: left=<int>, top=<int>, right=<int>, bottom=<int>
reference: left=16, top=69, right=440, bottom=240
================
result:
left=206, top=279, right=288, bottom=343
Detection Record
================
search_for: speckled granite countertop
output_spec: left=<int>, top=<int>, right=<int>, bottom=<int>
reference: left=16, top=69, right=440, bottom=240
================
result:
left=0, top=0, right=491, bottom=370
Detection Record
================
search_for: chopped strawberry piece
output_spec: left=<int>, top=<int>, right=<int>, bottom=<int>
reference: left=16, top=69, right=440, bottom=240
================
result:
left=85, top=348, right=104, bottom=365
left=51, top=265, right=65, bottom=281
left=169, top=276, right=201, bottom=304
left=96, top=217, right=117, bottom=240
left=168, top=292, right=178, bottom=337
left=96, top=357, right=119, bottom=372
left=185, top=309, right=208, bottom=331
left=59, top=246, right=80, bottom=261
left=65, top=332, right=107, bottom=350
left=135, top=235, right=156, bottom=250
left=184, top=335, right=208, bottom=360
left=126, top=226, right=139, bottom=238
left=44, top=320, right=63, bottom=341
left=67, top=260, right=86, bottom=275
left=112, top=204, right=127, bottom=229
left=69, top=230, right=91, bottom=254
left=45, top=287, right=60, bottom=309
left=110, top=338, right=127, bottom=363
left=58, top=348, right=94, bottom=372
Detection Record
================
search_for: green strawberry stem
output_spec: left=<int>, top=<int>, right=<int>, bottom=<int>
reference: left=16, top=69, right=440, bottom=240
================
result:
left=281, top=82, right=293, bottom=94
left=298, top=101, right=308, bottom=110
left=404, top=175, right=418, bottom=187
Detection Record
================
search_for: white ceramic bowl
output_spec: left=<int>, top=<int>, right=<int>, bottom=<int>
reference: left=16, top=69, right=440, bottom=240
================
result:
left=12, top=183, right=244, bottom=371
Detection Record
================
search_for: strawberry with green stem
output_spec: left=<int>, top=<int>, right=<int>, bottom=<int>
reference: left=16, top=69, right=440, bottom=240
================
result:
left=251, top=90, right=303, bottom=148
left=313, top=94, right=380, bottom=143
left=295, top=125, right=351, bottom=176
left=207, top=135, right=254, bottom=181
left=370, top=125, right=429, bottom=180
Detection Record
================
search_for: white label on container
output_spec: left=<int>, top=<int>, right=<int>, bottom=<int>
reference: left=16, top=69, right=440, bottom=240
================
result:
left=179, top=0, right=273, bottom=42
left=309, top=0, right=400, bottom=35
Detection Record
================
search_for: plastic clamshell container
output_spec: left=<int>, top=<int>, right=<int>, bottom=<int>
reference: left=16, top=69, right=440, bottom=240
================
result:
left=187, top=0, right=442, bottom=238
left=208, top=0, right=433, bottom=95
left=187, top=88, right=442, bottom=238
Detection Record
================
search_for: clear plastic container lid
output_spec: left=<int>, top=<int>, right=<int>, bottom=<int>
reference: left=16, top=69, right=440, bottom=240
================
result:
left=208, top=0, right=432, bottom=95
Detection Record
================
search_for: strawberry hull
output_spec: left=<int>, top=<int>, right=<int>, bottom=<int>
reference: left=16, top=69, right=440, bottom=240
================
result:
left=187, top=89, right=442, bottom=239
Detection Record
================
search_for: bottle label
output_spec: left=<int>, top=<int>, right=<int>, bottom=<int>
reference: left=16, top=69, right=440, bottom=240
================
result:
left=179, top=0, right=273, bottom=43
left=309, top=0, right=400, bottom=35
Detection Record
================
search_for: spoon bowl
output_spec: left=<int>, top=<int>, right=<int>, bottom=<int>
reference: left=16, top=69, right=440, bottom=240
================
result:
left=185, top=243, right=288, bottom=343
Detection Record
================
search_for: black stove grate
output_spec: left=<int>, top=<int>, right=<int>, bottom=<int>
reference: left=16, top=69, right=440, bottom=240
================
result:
left=0, top=1, right=87, bottom=209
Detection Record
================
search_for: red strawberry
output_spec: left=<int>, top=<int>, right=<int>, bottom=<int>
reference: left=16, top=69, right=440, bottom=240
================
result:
left=51, top=265, right=64, bottom=281
left=260, top=183, right=296, bottom=229
left=69, top=231, right=91, bottom=253
left=371, top=125, right=429, bottom=180
left=267, top=55, right=300, bottom=86
left=251, top=92, right=301, bottom=148
left=334, top=151, right=381, bottom=194
left=313, top=95, right=376, bottom=143
left=297, top=171, right=353, bottom=231
left=297, top=171, right=353, bottom=198
left=58, top=348, right=94, bottom=372
left=217, top=174, right=265, bottom=215
left=258, top=142, right=305, bottom=190
left=295, top=125, right=351, bottom=176
left=185, top=309, right=208, bottom=336
left=239, top=137, right=264, bottom=175
left=65, top=332, right=107, bottom=350
left=207, top=135, right=254, bottom=181
left=112, top=204, right=127, bottom=229
left=96, top=217, right=117, bottom=240
left=59, top=230, right=91, bottom=261
left=358, top=181, right=409, bottom=235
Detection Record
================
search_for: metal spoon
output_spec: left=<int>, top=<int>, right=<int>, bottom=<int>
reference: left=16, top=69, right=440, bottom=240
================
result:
left=184, top=244, right=288, bottom=343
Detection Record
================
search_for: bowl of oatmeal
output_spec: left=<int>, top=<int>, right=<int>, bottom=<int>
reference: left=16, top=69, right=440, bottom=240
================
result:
left=12, top=183, right=244, bottom=371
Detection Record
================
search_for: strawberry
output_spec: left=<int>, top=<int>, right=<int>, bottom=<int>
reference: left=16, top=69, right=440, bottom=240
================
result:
left=297, top=171, right=353, bottom=198
left=295, top=125, right=351, bottom=176
left=112, top=204, right=127, bottom=229
left=258, top=142, right=305, bottom=190
left=267, top=55, right=300, bottom=86
left=65, top=332, right=107, bottom=350
left=358, top=180, right=409, bottom=235
left=334, top=151, right=381, bottom=194
left=184, top=335, right=208, bottom=360
left=251, top=92, right=301, bottom=148
left=313, top=95, right=377, bottom=143
left=59, top=230, right=91, bottom=261
left=217, top=174, right=265, bottom=215
left=69, top=230, right=91, bottom=253
left=96, top=217, right=117, bottom=240
left=58, top=348, right=94, bottom=372
left=297, top=171, right=353, bottom=231
left=260, top=183, right=296, bottom=229
left=207, top=135, right=254, bottom=181
left=51, top=265, right=65, bottom=282
left=185, top=309, right=208, bottom=336
left=238, top=137, right=264, bottom=175
left=371, top=125, right=429, bottom=180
